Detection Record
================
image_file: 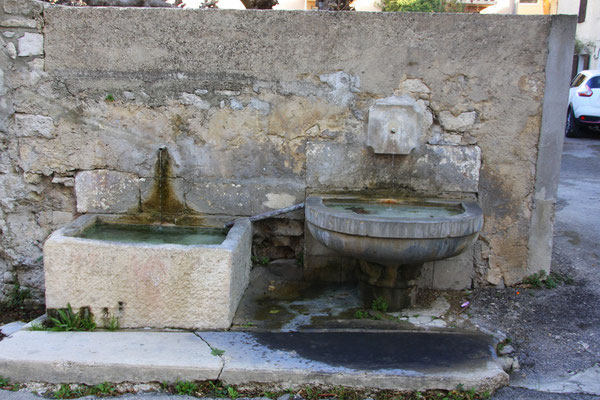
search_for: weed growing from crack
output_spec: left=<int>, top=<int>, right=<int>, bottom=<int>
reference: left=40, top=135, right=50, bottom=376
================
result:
left=91, top=382, right=116, bottom=396
left=251, top=256, right=270, bottom=265
left=42, top=380, right=491, bottom=400
left=296, top=251, right=304, bottom=266
left=371, top=296, right=389, bottom=313
left=6, top=284, right=31, bottom=308
left=53, top=384, right=79, bottom=399
left=48, top=304, right=96, bottom=332
left=0, top=376, right=19, bottom=392
left=211, top=348, right=225, bottom=356
left=497, top=337, right=512, bottom=353
left=105, top=315, right=120, bottom=332
left=523, top=270, right=572, bottom=289
left=227, top=386, right=239, bottom=399
left=174, top=380, right=198, bottom=396
left=28, top=323, right=45, bottom=331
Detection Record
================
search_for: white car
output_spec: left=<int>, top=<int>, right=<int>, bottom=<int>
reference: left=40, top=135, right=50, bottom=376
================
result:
left=566, top=70, right=600, bottom=137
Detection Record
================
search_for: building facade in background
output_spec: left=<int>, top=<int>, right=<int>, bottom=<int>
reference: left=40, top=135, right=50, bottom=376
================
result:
left=483, top=0, right=598, bottom=76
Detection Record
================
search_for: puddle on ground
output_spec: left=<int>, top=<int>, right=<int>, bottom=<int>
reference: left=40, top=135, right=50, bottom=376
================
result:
left=233, top=281, right=365, bottom=331
left=562, top=230, right=582, bottom=246
left=232, top=268, right=472, bottom=332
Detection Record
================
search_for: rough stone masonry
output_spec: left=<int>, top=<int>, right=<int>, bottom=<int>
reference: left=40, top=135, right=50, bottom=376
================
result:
left=0, top=0, right=576, bottom=302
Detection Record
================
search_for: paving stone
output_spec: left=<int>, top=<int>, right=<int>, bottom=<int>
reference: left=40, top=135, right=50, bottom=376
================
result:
left=200, top=331, right=508, bottom=391
left=0, top=321, right=25, bottom=336
left=0, top=331, right=221, bottom=384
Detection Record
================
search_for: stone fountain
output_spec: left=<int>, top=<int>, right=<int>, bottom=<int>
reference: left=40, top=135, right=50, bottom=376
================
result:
left=305, top=96, right=484, bottom=310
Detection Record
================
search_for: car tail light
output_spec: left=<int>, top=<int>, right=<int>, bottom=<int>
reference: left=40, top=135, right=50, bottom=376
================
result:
left=577, top=84, right=593, bottom=97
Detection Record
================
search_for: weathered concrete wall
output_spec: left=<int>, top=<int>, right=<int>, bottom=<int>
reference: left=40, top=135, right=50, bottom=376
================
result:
left=0, top=1, right=575, bottom=301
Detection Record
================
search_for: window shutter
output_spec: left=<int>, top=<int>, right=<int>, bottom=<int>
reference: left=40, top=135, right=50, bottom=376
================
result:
left=578, top=0, right=588, bottom=23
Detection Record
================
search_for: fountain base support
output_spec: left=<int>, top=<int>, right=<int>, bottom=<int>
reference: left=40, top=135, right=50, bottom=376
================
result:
left=358, top=261, right=422, bottom=311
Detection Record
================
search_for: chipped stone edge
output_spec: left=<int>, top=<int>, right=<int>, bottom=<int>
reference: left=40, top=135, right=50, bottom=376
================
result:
left=219, top=361, right=508, bottom=393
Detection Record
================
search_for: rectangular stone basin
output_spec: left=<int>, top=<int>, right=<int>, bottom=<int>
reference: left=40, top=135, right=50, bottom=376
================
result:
left=43, top=214, right=252, bottom=330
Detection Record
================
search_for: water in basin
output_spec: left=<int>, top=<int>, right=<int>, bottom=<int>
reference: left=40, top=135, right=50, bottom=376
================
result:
left=76, top=222, right=228, bottom=245
left=324, top=199, right=463, bottom=219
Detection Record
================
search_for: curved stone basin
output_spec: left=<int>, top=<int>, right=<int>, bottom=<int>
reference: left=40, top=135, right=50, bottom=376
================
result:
left=306, top=196, right=483, bottom=265
left=305, top=196, right=483, bottom=310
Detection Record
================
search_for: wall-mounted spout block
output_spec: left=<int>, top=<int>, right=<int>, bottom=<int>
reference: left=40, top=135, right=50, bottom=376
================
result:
left=366, top=95, right=427, bottom=155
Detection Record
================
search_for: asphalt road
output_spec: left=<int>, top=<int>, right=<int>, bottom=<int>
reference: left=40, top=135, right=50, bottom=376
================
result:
left=488, top=134, right=600, bottom=399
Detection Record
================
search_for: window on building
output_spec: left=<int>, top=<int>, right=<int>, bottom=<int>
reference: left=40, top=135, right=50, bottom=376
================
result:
left=578, top=0, right=587, bottom=23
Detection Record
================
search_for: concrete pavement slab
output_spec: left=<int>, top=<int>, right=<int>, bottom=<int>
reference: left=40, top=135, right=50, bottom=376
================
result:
left=0, top=322, right=25, bottom=337
left=200, top=331, right=508, bottom=392
left=515, top=364, right=600, bottom=395
left=0, top=331, right=221, bottom=384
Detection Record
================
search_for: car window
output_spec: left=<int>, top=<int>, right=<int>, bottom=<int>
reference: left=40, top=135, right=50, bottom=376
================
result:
left=571, top=74, right=585, bottom=88
left=587, top=76, right=600, bottom=89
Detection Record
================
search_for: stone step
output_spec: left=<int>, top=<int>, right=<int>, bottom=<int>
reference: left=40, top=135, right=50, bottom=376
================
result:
left=0, top=330, right=507, bottom=392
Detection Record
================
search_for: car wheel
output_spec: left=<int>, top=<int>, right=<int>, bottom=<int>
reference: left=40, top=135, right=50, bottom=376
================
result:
left=565, top=108, right=580, bottom=138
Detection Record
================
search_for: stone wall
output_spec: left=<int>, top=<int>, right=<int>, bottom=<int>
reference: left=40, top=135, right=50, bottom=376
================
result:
left=0, top=1, right=576, bottom=302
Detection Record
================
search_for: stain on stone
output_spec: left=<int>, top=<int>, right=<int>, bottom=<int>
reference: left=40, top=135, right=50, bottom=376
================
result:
left=251, top=331, right=494, bottom=372
left=555, top=198, right=567, bottom=212
left=170, top=114, right=190, bottom=137
left=119, top=147, right=204, bottom=226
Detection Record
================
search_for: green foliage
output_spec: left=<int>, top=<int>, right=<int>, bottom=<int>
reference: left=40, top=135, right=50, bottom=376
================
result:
left=523, top=270, right=569, bottom=289
left=48, top=304, right=96, bottom=332
left=211, top=347, right=225, bottom=356
left=227, top=385, right=239, bottom=399
left=371, top=296, right=389, bottom=313
left=91, top=382, right=116, bottom=396
left=523, top=271, right=545, bottom=288
left=0, top=376, right=10, bottom=386
left=353, top=310, right=369, bottom=319
left=105, top=315, right=120, bottom=331
left=381, top=0, right=464, bottom=12
left=53, top=384, right=77, bottom=399
left=104, top=94, right=115, bottom=102
left=174, top=380, right=198, bottom=396
left=48, top=382, right=119, bottom=398
left=574, top=38, right=595, bottom=54
left=7, top=284, right=31, bottom=308
left=251, top=255, right=271, bottom=265
left=296, top=251, right=304, bottom=266
left=497, top=337, right=512, bottom=353
left=207, top=381, right=229, bottom=397
left=28, top=322, right=46, bottom=331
